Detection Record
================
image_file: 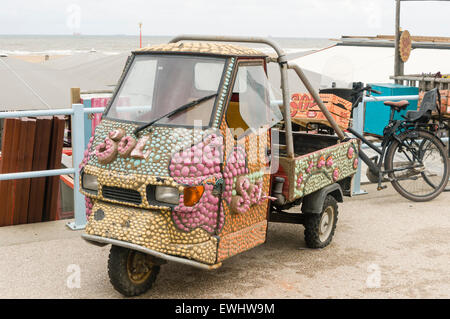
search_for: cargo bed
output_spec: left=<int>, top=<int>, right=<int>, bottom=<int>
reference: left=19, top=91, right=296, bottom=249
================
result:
left=273, top=130, right=360, bottom=202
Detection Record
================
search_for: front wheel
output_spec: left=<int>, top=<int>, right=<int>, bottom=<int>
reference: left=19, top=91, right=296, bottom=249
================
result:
left=108, top=245, right=160, bottom=297
left=304, top=195, right=338, bottom=248
left=385, top=130, right=449, bottom=202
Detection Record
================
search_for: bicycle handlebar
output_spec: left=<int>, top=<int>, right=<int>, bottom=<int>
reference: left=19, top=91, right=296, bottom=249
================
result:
left=352, top=86, right=381, bottom=109
left=354, top=85, right=381, bottom=95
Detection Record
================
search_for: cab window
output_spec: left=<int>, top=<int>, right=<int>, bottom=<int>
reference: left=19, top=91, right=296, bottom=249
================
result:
left=226, top=63, right=282, bottom=139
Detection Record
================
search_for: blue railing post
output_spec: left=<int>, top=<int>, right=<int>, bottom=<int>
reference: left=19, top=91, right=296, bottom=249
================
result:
left=351, top=100, right=368, bottom=196
left=66, top=104, right=87, bottom=230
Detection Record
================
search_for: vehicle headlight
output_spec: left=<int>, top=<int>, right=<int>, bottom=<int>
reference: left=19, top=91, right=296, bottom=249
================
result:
left=82, top=173, right=98, bottom=193
left=155, top=186, right=180, bottom=205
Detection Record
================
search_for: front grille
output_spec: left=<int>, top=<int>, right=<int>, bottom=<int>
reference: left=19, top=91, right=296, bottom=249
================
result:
left=102, top=186, right=142, bottom=205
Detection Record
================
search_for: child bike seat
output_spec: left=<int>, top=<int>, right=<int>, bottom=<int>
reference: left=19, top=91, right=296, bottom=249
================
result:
left=404, top=88, right=440, bottom=123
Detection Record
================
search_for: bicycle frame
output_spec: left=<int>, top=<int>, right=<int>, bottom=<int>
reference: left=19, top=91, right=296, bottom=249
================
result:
left=347, top=94, right=439, bottom=189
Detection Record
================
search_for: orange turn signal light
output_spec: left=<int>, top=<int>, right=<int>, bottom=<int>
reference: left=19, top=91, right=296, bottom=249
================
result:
left=183, top=186, right=204, bottom=207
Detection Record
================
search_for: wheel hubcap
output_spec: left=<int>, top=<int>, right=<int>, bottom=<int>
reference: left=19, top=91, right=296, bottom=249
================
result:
left=126, top=251, right=154, bottom=284
left=319, top=206, right=334, bottom=242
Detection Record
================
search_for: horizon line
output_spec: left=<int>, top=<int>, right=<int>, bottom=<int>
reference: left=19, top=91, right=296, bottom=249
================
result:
left=0, top=33, right=336, bottom=39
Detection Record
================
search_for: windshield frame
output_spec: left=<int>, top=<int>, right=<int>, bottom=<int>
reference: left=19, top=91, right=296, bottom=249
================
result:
left=224, top=58, right=281, bottom=140
left=103, top=52, right=229, bottom=129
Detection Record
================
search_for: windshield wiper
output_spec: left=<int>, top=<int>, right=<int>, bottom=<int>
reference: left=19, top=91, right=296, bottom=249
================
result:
left=133, top=93, right=217, bottom=135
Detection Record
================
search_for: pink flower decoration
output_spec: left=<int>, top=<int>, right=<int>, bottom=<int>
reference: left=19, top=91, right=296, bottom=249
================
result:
left=297, top=174, right=303, bottom=187
left=353, top=158, right=359, bottom=169
left=317, top=156, right=325, bottom=168
left=333, top=168, right=339, bottom=181
left=326, top=156, right=333, bottom=167
left=347, top=147, right=354, bottom=159
left=306, top=161, right=314, bottom=173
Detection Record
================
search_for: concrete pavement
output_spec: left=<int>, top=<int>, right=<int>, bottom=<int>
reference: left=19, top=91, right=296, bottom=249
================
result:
left=0, top=183, right=449, bottom=299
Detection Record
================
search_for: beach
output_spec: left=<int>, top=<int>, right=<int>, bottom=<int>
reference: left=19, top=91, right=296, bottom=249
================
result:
left=9, top=54, right=65, bottom=63
left=0, top=34, right=334, bottom=56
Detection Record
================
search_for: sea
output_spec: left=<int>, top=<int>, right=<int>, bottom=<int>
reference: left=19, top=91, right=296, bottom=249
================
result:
left=0, top=34, right=336, bottom=56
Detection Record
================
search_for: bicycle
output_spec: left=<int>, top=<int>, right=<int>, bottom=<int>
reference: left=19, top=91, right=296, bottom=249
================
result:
left=346, top=86, right=449, bottom=202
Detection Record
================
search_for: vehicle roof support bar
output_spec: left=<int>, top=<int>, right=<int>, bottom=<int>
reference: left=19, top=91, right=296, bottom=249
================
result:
left=169, top=35, right=295, bottom=158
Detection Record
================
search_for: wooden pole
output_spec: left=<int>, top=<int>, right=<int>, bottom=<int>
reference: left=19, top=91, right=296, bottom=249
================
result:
left=394, top=0, right=404, bottom=83
left=139, top=23, right=143, bottom=48
left=69, top=87, right=81, bottom=147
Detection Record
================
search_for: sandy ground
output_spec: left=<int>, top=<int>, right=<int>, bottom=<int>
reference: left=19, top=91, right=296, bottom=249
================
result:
left=0, top=182, right=448, bottom=299
left=10, top=55, right=66, bottom=63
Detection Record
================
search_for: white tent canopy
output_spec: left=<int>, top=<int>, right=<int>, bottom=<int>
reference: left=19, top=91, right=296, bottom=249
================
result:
left=0, top=57, right=75, bottom=110
left=290, top=45, right=450, bottom=87
left=0, top=53, right=129, bottom=111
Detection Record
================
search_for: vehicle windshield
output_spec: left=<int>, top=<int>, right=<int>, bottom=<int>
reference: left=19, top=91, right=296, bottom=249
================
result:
left=106, top=54, right=226, bottom=126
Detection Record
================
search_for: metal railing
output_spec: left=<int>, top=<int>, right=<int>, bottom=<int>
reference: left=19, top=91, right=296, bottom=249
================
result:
left=0, top=95, right=446, bottom=231
left=0, top=104, right=104, bottom=230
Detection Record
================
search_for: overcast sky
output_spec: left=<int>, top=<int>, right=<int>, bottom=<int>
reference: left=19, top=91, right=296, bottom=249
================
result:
left=1, top=0, right=449, bottom=38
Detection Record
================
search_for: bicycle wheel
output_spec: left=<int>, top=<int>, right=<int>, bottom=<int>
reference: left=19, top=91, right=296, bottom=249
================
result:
left=385, top=130, right=449, bottom=202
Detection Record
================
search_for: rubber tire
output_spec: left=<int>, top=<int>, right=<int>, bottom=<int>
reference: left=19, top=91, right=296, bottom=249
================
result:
left=385, top=130, right=449, bottom=202
left=304, top=195, right=338, bottom=249
left=108, top=245, right=160, bottom=297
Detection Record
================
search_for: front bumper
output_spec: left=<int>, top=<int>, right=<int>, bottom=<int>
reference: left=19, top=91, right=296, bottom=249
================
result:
left=82, top=234, right=222, bottom=270
left=85, top=200, right=218, bottom=265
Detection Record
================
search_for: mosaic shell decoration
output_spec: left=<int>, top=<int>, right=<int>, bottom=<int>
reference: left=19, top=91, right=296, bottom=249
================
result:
left=80, top=136, right=96, bottom=217
left=222, top=145, right=265, bottom=214
left=95, top=128, right=154, bottom=164
left=291, top=140, right=360, bottom=200
left=80, top=136, right=95, bottom=170
left=109, top=128, right=125, bottom=141
left=229, top=176, right=264, bottom=215
left=223, top=146, right=247, bottom=202
left=95, top=137, right=118, bottom=164
left=118, top=136, right=137, bottom=157
left=169, top=133, right=225, bottom=234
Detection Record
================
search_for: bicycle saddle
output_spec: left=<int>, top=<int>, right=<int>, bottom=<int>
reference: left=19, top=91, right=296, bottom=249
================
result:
left=384, top=100, right=409, bottom=111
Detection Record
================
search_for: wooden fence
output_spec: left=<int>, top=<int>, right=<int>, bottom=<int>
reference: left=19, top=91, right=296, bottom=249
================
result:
left=0, top=116, right=65, bottom=226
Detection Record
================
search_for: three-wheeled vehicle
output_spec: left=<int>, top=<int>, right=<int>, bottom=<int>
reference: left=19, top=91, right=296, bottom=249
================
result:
left=80, top=35, right=360, bottom=296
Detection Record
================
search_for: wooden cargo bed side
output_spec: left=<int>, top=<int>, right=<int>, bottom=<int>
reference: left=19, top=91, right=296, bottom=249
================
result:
left=275, top=139, right=360, bottom=203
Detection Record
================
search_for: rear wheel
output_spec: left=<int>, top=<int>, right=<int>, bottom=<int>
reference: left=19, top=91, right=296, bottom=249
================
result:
left=304, top=195, right=338, bottom=248
left=108, top=245, right=160, bottom=297
left=385, top=130, right=449, bottom=202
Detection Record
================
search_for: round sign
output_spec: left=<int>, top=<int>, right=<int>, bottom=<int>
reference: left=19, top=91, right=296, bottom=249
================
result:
left=399, top=30, right=412, bottom=62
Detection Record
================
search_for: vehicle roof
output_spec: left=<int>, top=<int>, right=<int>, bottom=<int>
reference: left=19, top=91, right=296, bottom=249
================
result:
left=133, top=42, right=266, bottom=57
